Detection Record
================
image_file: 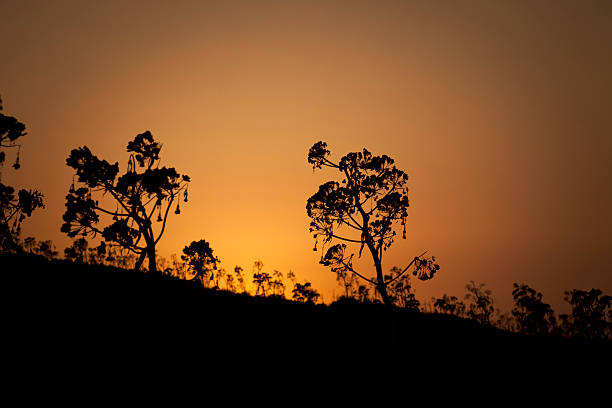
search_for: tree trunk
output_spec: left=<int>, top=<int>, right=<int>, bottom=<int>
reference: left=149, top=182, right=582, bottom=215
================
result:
left=146, top=243, right=157, bottom=274
left=374, top=261, right=393, bottom=307
left=134, top=251, right=146, bottom=271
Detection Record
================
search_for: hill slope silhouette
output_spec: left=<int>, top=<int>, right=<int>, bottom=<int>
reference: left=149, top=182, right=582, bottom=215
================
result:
left=2, top=252, right=609, bottom=374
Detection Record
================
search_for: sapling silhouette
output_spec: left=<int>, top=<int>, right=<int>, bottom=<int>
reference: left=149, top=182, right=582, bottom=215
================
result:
left=62, top=131, right=190, bottom=273
left=511, top=283, right=556, bottom=336
left=252, top=260, right=272, bottom=297
left=464, top=281, right=495, bottom=326
left=287, top=271, right=321, bottom=304
left=270, top=270, right=286, bottom=298
left=307, top=141, right=439, bottom=307
left=233, top=266, right=247, bottom=294
left=0, top=96, right=44, bottom=251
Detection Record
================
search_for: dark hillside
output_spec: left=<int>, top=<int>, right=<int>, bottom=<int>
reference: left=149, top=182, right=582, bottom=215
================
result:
left=2, top=253, right=609, bottom=372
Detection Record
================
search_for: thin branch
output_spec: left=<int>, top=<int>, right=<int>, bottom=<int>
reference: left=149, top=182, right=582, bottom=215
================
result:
left=94, top=205, right=129, bottom=218
left=384, top=251, right=428, bottom=285
left=330, top=234, right=364, bottom=244
left=344, top=262, right=377, bottom=286
left=322, top=157, right=339, bottom=169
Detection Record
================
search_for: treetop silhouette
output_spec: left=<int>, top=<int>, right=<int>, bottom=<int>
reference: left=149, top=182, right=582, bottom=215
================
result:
left=306, top=141, right=439, bottom=307
left=62, top=130, right=190, bottom=273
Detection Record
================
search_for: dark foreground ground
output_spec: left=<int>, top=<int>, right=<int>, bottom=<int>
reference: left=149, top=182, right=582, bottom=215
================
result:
left=2, top=252, right=610, bottom=379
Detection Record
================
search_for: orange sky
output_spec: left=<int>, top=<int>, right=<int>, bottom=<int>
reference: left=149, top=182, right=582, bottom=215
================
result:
left=2, top=0, right=611, bottom=313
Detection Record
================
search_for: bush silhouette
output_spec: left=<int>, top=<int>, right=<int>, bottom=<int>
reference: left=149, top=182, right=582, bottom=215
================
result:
left=306, top=141, right=439, bottom=307
left=433, top=294, right=466, bottom=317
left=62, top=131, right=190, bottom=273
left=560, top=289, right=611, bottom=341
left=511, top=283, right=556, bottom=336
left=181, top=239, right=220, bottom=287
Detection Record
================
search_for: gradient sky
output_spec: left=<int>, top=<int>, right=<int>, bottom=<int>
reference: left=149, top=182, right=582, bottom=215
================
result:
left=2, top=0, right=611, bottom=313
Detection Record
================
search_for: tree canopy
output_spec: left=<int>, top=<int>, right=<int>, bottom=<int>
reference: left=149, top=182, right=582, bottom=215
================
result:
left=62, top=131, right=190, bottom=273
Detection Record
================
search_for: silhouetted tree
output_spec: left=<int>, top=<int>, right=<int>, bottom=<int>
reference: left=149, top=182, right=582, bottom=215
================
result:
left=560, top=289, right=611, bottom=341
left=62, top=131, right=190, bottom=273
left=64, top=237, right=89, bottom=263
left=181, top=239, right=219, bottom=287
left=433, top=294, right=466, bottom=317
left=464, top=281, right=495, bottom=326
left=511, top=283, right=556, bottom=336
left=307, top=141, right=439, bottom=307
left=0, top=96, right=44, bottom=251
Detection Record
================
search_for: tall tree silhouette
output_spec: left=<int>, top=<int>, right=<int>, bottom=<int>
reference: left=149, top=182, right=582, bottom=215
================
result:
left=307, top=141, right=439, bottom=307
left=62, top=131, right=190, bottom=273
left=0, top=96, right=44, bottom=251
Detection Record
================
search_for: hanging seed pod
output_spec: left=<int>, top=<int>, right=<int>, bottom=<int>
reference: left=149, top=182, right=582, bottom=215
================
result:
left=175, top=202, right=181, bottom=215
left=313, top=241, right=318, bottom=251
left=184, top=187, right=189, bottom=203
left=157, top=204, right=163, bottom=222
left=13, top=147, right=20, bottom=170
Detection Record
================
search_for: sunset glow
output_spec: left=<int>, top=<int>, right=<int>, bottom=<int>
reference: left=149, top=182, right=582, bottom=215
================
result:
left=2, top=0, right=611, bottom=313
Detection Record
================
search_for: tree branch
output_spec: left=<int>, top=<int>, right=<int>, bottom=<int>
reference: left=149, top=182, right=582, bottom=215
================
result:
left=384, top=251, right=428, bottom=284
